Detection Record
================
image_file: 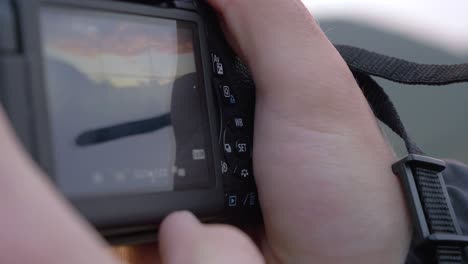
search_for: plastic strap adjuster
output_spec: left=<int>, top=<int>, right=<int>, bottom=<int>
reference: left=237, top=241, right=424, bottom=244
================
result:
left=392, top=154, right=468, bottom=249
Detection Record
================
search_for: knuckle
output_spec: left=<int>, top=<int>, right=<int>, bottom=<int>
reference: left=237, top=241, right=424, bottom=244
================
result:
left=208, top=0, right=251, bottom=16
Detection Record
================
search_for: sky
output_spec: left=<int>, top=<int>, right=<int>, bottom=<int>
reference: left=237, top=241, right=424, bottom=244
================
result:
left=41, top=7, right=196, bottom=88
left=301, top=0, right=468, bottom=56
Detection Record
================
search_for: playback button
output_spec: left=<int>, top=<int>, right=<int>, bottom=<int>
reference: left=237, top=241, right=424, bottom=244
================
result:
left=225, top=192, right=240, bottom=208
left=225, top=192, right=258, bottom=210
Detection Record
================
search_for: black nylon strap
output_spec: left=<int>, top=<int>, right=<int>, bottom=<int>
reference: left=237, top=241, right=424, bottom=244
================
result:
left=413, top=167, right=457, bottom=234
left=337, top=45, right=468, bottom=85
left=437, top=246, right=464, bottom=264
left=353, top=66, right=464, bottom=264
left=352, top=71, right=423, bottom=155
left=338, top=45, right=468, bottom=264
left=413, top=167, right=464, bottom=263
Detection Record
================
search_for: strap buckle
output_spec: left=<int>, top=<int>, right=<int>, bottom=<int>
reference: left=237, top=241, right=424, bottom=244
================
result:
left=392, top=154, right=468, bottom=248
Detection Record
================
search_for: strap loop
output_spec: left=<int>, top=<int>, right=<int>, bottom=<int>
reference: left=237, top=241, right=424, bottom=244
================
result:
left=337, top=45, right=468, bottom=264
left=393, top=155, right=466, bottom=263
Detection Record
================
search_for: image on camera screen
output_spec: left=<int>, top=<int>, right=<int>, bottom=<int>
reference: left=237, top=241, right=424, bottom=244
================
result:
left=40, top=7, right=213, bottom=197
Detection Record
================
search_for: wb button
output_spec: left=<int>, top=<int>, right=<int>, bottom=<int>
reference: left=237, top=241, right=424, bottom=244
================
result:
left=228, top=117, right=245, bottom=130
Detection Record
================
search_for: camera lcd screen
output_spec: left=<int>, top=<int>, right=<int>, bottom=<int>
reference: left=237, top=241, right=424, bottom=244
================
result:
left=40, top=7, right=213, bottom=197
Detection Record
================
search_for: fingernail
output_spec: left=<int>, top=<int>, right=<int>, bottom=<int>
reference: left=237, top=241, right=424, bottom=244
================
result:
left=162, top=210, right=201, bottom=232
left=171, top=211, right=200, bottom=224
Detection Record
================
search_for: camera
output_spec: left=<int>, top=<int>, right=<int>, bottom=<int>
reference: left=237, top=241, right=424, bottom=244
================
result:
left=0, top=0, right=260, bottom=243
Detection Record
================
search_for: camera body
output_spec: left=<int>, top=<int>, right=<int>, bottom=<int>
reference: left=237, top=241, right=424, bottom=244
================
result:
left=0, top=0, right=259, bottom=243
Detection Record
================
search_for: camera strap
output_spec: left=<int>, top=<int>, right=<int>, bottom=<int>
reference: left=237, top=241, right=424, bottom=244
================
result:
left=336, top=45, right=468, bottom=264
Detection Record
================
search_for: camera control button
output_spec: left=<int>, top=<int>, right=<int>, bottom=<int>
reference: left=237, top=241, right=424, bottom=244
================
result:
left=233, top=162, right=253, bottom=181
left=241, top=192, right=258, bottom=208
left=228, top=117, right=245, bottom=130
left=224, top=142, right=234, bottom=155
left=222, top=129, right=236, bottom=161
left=212, top=53, right=224, bottom=76
left=220, top=160, right=229, bottom=175
left=235, top=138, right=251, bottom=158
left=225, top=192, right=240, bottom=208
left=219, top=85, right=237, bottom=105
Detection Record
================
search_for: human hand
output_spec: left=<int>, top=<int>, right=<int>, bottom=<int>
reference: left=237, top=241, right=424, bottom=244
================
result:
left=154, top=0, right=412, bottom=263
left=0, top=0, right=411, bottom=264
left=113, top=0, right=413, bottom=263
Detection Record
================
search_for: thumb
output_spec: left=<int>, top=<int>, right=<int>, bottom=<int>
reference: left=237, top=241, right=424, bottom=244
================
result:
left=204, top=1, right=410, bottom=264
left=158, top=212, right=264, bottom=264
left=206, top=0, right=351, bottom=92
left=205, top=0, right=361, bottom=134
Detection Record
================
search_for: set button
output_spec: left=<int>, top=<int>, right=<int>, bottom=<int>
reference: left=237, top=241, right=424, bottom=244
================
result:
left=235, top=137, right=250, bottom=159
left=223, top=129, right=251, bottom=159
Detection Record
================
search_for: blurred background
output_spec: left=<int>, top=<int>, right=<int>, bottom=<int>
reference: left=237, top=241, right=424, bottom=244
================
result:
left=301, top=0, right=468, bottom=163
